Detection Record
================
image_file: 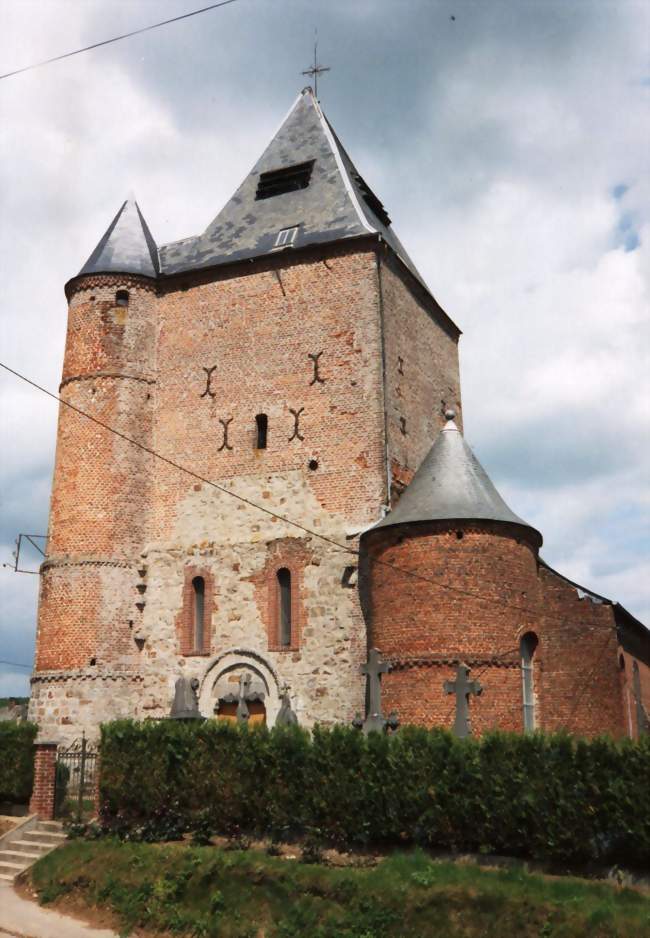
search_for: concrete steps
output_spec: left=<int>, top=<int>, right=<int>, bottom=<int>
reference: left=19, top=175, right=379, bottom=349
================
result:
left=0, top=819, right=65, bottom=883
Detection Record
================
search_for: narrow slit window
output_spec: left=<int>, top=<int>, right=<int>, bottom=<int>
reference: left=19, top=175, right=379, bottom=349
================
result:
left=256, top=414, right=268, bottom=449
left=115, top=290, right=129, bottom=307
left=256, top=161, right=315, bottom=200
left=520, top=632, right=538, bottom=732
left=277, top=568, right=292, bottom=647
left=192, top=576, right=205, bottom=652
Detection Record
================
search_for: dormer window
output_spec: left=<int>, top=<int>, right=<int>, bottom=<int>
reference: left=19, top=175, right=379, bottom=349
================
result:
left=256, top=161, right=315, bottom=200
left=274, top=226, right=299, bottom=248
left=353, top=172, right=391, bottom=227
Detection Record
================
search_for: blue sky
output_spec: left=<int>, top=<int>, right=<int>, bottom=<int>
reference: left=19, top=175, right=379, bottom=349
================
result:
left=1, top=0, right=648, bottom=696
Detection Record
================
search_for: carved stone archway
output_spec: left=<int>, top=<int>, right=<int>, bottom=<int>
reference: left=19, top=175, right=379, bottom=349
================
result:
left=198, top=648, right=284, bottom=726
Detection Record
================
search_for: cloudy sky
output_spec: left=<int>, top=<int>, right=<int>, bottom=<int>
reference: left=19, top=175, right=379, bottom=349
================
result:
left=0, top=0, right=648, bottom=697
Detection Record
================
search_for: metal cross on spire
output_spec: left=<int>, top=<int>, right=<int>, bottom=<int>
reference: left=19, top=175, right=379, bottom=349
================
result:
left=302, top=31, right=330, bottom=99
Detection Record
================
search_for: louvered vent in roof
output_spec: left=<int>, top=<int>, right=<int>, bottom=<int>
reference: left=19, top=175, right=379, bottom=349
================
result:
left=256, top=160, right=315, bottom=200
left=354, top=172, right=391, bottom=227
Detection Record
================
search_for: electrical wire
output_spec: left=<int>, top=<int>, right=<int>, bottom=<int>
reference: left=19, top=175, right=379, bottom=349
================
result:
left=0, top=0, right=239, bottom=81
left=0, top=360, right=622, bottom=641
left=0, top=659, right=32, bottom=670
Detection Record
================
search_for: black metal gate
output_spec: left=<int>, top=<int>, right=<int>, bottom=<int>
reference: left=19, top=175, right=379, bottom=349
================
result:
left=55, top=733, right=98, bottom=820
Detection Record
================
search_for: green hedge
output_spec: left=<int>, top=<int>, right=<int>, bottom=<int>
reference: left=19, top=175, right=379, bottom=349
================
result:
left=0, top=721, right=37, bottom=803
left=99, top=721, right=650, bottom=868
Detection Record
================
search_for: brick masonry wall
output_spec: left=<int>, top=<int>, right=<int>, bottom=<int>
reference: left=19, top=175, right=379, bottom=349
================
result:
left=151, top=245, right=388, bottom=534
left=29, top=743, right=57, bottom=820
left=617, top=648, right=650, bottom=738
left=535, top=565, right=625, bottom=736
left=378, top=252, right=462, bottom=505
left=30, top=274, right=156, bottom=739
left=129, top=246, right=389, bottom=730
left=34, top=245, right=463, bottom=740
left=362, top=520, right=629, bottom=737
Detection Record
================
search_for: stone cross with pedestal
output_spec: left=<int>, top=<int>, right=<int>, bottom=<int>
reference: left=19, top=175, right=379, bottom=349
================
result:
left=353, top=647, right=399, bottom=735
left=219, top=672, right=265, bottom=724
left=444, top=662, right=483, bottom=738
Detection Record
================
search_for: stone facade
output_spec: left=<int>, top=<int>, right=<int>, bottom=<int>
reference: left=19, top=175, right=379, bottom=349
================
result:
left=30, top=243, right=462, bottom=743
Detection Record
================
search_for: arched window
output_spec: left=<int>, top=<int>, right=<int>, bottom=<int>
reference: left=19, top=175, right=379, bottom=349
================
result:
left=115, top=289, right=129, bottom=307
left=256, top=414, right=268, bottom=449
left=192, top=576, right=205, bottom=652
left=277, top=568, right=292, bottom=647
left=520, top=632, right=538, bottom=731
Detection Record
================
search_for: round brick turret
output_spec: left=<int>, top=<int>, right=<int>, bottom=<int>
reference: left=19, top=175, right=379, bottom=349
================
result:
left=360, top=411, right=632, bottom=737
left=35, top=272, right=157, bottom=676
left=30, top=201, right=160, bottom=737
left=361, top=518, right=542, bottom=732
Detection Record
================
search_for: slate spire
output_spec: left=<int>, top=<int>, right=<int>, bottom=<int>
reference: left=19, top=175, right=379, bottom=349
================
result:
left=79, top=199, right=159, bottom=278
left=159, top=88, right=425, bottom=291
left=372, top=410, right=542, bottom=546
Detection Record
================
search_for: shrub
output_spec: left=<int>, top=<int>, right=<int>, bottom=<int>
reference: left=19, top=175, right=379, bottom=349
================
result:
left=0, top=721, right=37, bottom=803
left=97, top=721, right=650, bottom=869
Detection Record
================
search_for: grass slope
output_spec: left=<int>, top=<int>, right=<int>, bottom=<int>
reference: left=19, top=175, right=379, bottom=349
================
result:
left=31, top=840, right=650, bottom=938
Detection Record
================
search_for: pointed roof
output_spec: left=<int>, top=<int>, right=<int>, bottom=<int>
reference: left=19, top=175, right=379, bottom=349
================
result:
left=370, top=411, right=542, bottom=546
left=158, top=89, right=426, bottom=290
left=79, top=200, right=159, bottom=278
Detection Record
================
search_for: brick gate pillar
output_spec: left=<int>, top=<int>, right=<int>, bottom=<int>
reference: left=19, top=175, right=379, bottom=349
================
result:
left=29, top=742, right=58, bottom=820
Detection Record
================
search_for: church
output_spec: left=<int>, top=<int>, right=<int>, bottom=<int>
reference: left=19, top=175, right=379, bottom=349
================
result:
left=29, top=88, right=649, bottom=742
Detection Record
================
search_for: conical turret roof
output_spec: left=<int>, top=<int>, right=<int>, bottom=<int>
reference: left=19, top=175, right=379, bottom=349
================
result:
left=371, top=412, right=542, bottom=546
left=159, top=88, right=426, bottom=291
left=79, top=200, right=159, bottom=278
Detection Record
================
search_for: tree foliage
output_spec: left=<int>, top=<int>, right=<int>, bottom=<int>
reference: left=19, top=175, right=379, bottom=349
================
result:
left=0, top=721, right=37, bottom=803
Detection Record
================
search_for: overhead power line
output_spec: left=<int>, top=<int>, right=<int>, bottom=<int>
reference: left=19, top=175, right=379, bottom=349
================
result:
left=0, top=0, right=239, bottom=81
left=0, top=659, right=32, bottom=670
left=0, top=360, right=620, bottom=641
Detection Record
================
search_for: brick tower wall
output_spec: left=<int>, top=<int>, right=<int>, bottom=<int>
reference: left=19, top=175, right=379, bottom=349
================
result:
left=30, top=274, right=156, bottom=740
left=362, top=520, right=628, bottom=737
left=134, top=246, right=388, bottom=728
left=30, top=244, right=464, bottom=739
left=378, top=251, right=462, bottom=504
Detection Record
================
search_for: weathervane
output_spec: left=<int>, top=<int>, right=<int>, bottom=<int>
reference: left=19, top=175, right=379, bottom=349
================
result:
left=302, top=30, right=330, bottom=99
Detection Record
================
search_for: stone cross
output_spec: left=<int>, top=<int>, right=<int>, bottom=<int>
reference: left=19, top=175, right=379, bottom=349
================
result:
left=353, top=648, right=399, bottom=735
left=220, top=671, right=265, bottom=725
left=444, top=662, right=482, bottom=738
left=169, top=676, right=204, bottom=721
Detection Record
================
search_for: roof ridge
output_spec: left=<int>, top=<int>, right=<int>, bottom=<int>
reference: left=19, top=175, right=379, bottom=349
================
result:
left=311, top=94, right=376, bottom=236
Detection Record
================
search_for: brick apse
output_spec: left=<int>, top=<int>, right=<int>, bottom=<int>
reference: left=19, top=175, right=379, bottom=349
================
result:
left=30, top=89, right=649, bottom=743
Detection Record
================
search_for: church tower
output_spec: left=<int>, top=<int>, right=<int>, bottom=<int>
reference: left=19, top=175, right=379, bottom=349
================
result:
left=30, top=89, right=462, bottom=740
